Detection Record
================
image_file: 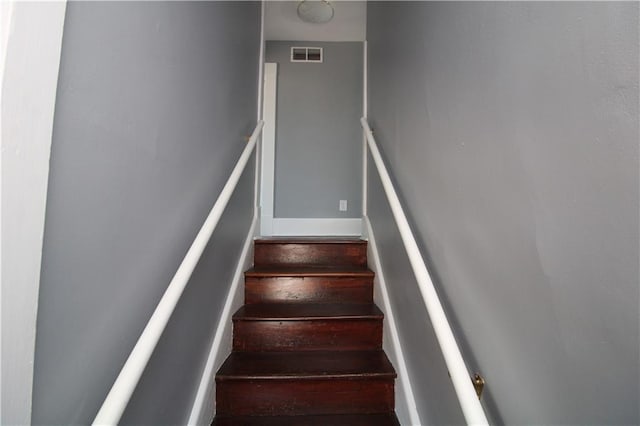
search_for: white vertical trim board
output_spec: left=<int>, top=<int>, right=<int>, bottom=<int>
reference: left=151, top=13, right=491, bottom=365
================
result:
left=256, top=0, right=265, bottom=123
left=362, top=40, right=368, bottom=119
left=253, top=0, right=266, bottom=217
left=361, top=40, right=368, bottom=223
left=271, top=218, right=362, bottom=237
left=365, top=216, right=422, bottom=426
left=187, top=217, right=257, bottom=426
left=260, top=62, right=277, bottom=236
left=1, top=2, right=67, bottom=424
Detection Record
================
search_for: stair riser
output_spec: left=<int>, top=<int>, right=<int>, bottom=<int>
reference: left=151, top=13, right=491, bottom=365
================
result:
left=233, top=319, right=382, bottom=351
left=245, top=276, right=373, bottom=304
left=254, top=243, right=367, bottom=268
left=216, top=378, right=394, bottom=416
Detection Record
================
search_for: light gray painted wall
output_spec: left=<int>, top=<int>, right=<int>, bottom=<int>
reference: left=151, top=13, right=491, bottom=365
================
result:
left=367, top=2, right=639, bottom=425
left=120, top=159, right=255, bottom=425
left=266, top=41, right=362, bottom=218
left=32, top=2, right=260, bottom=425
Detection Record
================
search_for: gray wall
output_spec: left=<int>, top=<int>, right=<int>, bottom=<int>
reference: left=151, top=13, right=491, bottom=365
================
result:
left=367, top=2, right=639, bottom=425
left=266, top=41, right=363, bottom=218
left=33, top=2, right=260, bottom=425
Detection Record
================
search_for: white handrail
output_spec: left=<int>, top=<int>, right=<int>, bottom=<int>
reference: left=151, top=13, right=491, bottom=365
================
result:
left=93, top=121, right=264, bottom=425
left=361, top=118, right=489, bottom=426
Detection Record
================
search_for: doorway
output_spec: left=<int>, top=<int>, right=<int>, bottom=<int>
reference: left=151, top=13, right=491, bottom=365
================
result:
left=260, top=42, right=364, bottom=236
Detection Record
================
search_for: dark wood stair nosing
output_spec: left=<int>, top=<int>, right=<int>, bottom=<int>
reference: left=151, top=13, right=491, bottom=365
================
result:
left=216, top=351, right=396, bottom=381
left=233, top=314, right=383, bottom=321
left=254, top=238, right=368, bottom=244
left=232, top=303, right=384, bottom=321
left=216, top=372, right=395, bottom=381
left=245, top=267, right=375, bottom=278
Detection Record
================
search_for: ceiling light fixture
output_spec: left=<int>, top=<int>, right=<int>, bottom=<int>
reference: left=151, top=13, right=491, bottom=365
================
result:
left=297, top=0, right=334, bottom=24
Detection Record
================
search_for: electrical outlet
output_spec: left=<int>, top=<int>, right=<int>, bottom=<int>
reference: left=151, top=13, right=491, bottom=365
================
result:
left=339, top=200, right=348, bottom=211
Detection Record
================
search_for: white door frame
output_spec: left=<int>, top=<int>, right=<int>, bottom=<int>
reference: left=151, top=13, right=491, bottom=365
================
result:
left=260, top=62, right=277, bottom=236
left=258, top=55, right=364, bottom=237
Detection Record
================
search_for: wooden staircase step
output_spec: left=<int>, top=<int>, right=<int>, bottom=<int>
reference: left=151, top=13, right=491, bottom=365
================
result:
left=213, top=413, right=401, bottom=426
left=216, top=351, right=395, bottom=417
left=232, top=304, right=383, bottom=351
left=213, top=237, right=397, bottom=423
left=244, top=271, right=373, bottom=304
left=216, top=351, right=396, bottom=380
left=254, top=239, right=367, bottom=268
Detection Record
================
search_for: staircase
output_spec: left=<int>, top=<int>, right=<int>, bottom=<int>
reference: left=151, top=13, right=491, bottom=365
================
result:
left=213, top=238, right=400, bottom=425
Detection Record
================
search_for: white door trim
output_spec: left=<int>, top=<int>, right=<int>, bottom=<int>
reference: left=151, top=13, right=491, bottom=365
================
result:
left=260, top=62, right=277, bottom=236
left=253, top=0, right=266, bottom=224
left=361, top=40, right=368, bottom=224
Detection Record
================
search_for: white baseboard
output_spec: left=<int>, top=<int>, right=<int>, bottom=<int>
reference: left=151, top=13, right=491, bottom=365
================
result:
left=270, top=218, right=362, bottom=236
left=186, top=216, right=257, bottom=426
left=365, top=216, right=422, bottom=426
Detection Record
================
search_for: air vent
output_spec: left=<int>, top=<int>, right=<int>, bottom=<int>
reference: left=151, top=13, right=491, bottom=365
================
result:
left=291, top=47, right=323, bottom=63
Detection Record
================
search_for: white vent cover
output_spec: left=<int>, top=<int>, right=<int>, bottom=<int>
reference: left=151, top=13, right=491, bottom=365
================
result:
left=290, top=47, right=323, bottom=63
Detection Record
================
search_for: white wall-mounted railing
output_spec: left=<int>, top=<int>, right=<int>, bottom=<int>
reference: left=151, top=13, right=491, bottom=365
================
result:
left=361, top=117, right=489, bottom=426
left=93, top=121, right=264, bottom=426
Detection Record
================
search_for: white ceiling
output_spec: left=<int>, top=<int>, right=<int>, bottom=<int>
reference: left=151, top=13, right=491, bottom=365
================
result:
left=265, top=1, right=366, bottom=42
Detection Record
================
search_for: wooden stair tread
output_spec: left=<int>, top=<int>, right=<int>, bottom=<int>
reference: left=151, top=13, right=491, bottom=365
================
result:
left=216, top=351, right=396, bottom=381
left=246, top=266, right=374, bottom=277
left=213, top=413, right=401, bottom=425
left=233, top=303, right=383, bottom=321
left=255, top=238, right=367, bottom=244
